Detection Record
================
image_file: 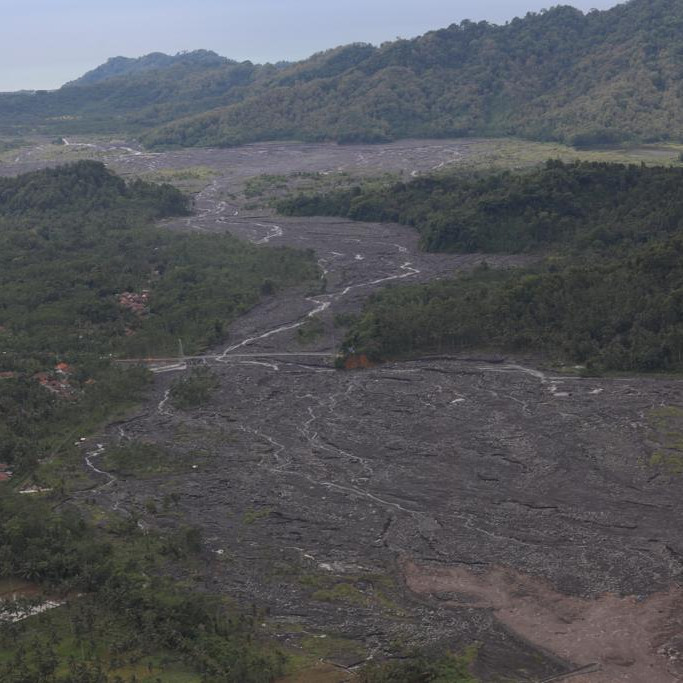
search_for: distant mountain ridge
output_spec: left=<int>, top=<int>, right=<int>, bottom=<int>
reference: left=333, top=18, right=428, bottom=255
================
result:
left=2, top=0, right=683, bottom=147
left=144, top=0, right=682, bottom=148
left=64, top=50, right=233, bottom=87
left=0, top=50, right=273, bottom=135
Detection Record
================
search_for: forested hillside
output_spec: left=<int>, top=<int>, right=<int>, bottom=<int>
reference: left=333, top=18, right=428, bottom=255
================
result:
left=4, top=0, right=683, bottom=147
left=342, top=245, right=683, bottom=372
left=64, top=50, right=234, bottom=87
left=293, top=161, right=683, bottom=372
left=0, top=487, right=289, bottom=681
left=0, top=50, right=274, bottom=135
left=144, top=0, right=683, bottom=147
left=279, top=161, right=683, bottom=253
left=0, top=162, right=317, bottom=477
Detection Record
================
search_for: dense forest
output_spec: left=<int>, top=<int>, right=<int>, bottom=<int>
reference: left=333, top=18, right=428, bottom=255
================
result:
left=279, top=161, right=683, bottom=372
left=0, top=161, right=317, bottom=477
left=0, top=491, right=289, bottom=682
left=279, top=161, right=683, bottom=253
left=341, top=244, right=683, bottom=372
left=3, top=0, right=683, bottom=147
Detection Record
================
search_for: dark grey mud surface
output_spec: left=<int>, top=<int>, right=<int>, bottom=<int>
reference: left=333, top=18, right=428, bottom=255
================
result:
left=3, top=139, right=682, bottom=681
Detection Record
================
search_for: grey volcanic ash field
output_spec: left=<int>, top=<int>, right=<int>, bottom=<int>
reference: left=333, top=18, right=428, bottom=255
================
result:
left=3, top=139, right=682, bottom=682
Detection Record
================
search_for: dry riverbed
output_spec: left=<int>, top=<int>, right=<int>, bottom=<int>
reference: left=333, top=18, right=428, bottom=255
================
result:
left=2, top=138, right=682, bottom=681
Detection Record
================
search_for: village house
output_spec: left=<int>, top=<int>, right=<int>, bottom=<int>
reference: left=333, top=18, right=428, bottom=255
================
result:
left=35, top=369, right=76, bottom=399
left=118, top=290, right=150, bottom=316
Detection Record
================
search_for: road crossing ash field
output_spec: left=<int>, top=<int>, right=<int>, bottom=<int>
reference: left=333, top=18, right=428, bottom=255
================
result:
left=2, top=139, right=683, bottom=681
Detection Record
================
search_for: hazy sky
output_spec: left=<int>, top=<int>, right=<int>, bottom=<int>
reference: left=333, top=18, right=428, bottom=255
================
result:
left=1, top=0, right=623, bottom=91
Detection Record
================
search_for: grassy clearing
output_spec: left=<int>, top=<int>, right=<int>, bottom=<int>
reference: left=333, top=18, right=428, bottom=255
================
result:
left=0, top=137, right=28, bottom=156
left=242, top=507, right=273, bottom=524
left=243, top=170, right=400, bottom=209
left=312, top=582, right=368, bottom=606
left=297, top=316, right=325, bottom=345
left=169, top=367, right=220, bottom=409
left=100, top=441, right=201, bottom=478
left=139, top=165, right=219, bottom=192
left=451, top=138, right=683, bottom=172
left=648, top=405, right=683, bottom=474
left=297, top=571, right=402, bottom=614
left=277, top=640, right=364, bottom=682
left=299, top=634, right=366, bottom=663
left=277, top=661, right=352, bottom=682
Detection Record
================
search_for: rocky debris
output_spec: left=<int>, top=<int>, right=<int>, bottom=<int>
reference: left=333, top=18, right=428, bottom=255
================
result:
left=12, top=137, right=683, bottom=681
left=86, top=310, right=683, bottom=679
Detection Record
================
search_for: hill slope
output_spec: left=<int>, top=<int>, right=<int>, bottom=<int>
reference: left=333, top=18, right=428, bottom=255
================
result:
left=311, top=161, right=683, bottom=371
left=0, top=50, right=273, bottom=135
left=278, top=160, right=683, bottom=253
left=3, top=0, right=683, bottom=146
left=64, top=49, right=232, bottom=87
left=144, top=0, right=683, bottom=148
left=0, top=161, right=317, bottom=474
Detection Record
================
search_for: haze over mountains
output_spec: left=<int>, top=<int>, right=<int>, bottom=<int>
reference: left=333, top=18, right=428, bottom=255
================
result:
left=1, top=0, right=680, bottom=148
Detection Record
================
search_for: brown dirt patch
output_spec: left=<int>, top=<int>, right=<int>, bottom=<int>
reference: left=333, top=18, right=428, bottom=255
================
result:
left=0, top=580, right=43, bottom=599
left=404, top=560, right=683, bottom=682
left=344, top=354, right=374, bottom=370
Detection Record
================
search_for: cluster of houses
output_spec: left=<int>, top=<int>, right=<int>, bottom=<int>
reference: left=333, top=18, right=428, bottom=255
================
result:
left=34, top=362, right=76, bottom=399
left=1, top=363, right=80, bottom=400
left=118, top=290, right=150, bottom=316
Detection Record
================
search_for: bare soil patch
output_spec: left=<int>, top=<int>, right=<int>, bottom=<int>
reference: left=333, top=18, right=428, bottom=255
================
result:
left=405, top=561, right=683, bottom=682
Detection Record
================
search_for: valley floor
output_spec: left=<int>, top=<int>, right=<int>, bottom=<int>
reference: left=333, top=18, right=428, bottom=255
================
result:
left=2, top=138, right=682, bottom=682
